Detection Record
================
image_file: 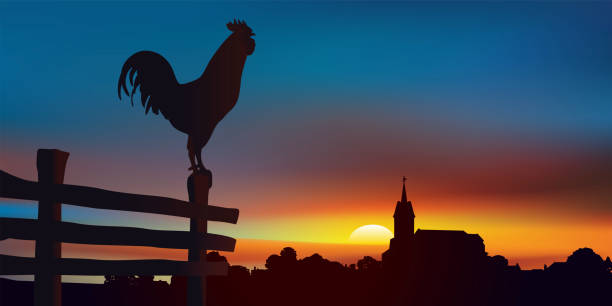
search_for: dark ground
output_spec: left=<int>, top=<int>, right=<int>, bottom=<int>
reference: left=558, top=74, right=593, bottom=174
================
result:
left=1, top=247, right=610, bottom=306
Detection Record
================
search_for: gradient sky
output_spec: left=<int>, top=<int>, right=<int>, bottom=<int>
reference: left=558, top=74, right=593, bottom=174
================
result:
left=1, top=1, right=611, bottom=282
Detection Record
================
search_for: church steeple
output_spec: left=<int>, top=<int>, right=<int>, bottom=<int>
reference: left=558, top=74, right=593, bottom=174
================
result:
left=393, top=176, right=415, bottom=239
left=401, top=176, right=408, bottom=204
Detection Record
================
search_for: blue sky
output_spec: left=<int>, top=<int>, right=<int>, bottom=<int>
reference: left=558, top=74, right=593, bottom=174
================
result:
left=2, top=2, right=610, bottom=142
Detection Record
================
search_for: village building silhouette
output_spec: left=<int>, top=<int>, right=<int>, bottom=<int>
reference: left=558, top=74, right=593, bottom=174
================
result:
left=382, top=177, right=486, bottom=273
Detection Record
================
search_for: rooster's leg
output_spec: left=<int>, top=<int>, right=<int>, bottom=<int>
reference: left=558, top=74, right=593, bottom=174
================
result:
left=187, top=137, right=197, bottom=171
left=196, top=149, right=205, bottom=172
left=195, top=149, right=212, bottom=186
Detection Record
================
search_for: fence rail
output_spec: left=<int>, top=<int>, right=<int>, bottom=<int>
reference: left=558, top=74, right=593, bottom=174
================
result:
left=0, top=170, right=238, bottom=223
left=0, top=217, right=235, bottom=251
left=0, top=149, right=239, bottom=306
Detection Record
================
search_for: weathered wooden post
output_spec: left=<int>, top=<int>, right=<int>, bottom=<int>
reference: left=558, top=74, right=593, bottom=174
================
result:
left=34, top=149, right=69, bottom=306
left=187, top=172, right=211, bottom=306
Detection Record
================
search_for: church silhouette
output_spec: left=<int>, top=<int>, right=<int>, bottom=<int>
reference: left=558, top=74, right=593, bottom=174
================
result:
left=382, top=177, right=486, bottom=273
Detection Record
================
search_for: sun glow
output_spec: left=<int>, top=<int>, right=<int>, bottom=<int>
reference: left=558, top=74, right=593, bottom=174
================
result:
left=348, top=224, right=393, bottom=245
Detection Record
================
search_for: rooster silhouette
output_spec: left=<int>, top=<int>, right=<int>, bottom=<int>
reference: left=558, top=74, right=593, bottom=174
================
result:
left=118, top=20, right=255, bottom=174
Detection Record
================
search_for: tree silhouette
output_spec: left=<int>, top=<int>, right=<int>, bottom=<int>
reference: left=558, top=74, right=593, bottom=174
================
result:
left=265, top=254, right=282, bottom=270
left=266, top=247, right=298, bottom=272
left=280, top=247, right=297, bottom=262
left=207, top=251, right=228, bottom=262
left=357, top=256, right=381, bottom=272
left=566, top=248, right=607, bottom=274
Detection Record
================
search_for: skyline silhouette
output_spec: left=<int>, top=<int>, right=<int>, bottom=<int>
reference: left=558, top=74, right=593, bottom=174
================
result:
left=2, top=246, right=610, bottom=306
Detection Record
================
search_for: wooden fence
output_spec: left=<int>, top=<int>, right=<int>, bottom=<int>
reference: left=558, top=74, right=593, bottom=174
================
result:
left=0, top=149, right=239, bottom=306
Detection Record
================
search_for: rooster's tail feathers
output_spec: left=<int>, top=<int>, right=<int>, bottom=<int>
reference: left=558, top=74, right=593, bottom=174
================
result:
left=117, top=51, right=179, bottom=116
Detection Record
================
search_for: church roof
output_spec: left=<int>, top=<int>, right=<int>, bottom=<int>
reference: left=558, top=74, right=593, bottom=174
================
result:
left=415, top=229, right=483, bottom=241
left=394, top=200, right=415, bottom=218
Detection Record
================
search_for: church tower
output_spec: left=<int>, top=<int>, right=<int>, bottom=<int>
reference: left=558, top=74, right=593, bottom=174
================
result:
left=382, top=176, right=416, bottom=267
left=393, top=176, right=415, bottom=240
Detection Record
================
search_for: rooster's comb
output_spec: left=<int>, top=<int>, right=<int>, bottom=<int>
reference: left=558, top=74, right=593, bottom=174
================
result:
left=227, top=19, right=252, bottom=34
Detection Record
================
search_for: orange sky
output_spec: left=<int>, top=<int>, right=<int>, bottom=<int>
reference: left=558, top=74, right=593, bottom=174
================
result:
left=1, top=147, right=611, bottom=283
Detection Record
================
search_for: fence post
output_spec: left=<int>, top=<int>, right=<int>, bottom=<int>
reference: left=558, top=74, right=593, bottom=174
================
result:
left=187, top=172, right=210, bottom=306
left=34, top=149, right=69, bottom=306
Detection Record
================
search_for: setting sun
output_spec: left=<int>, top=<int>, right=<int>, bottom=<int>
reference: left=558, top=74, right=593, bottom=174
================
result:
left=348, top=224, right=393, bottom=245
